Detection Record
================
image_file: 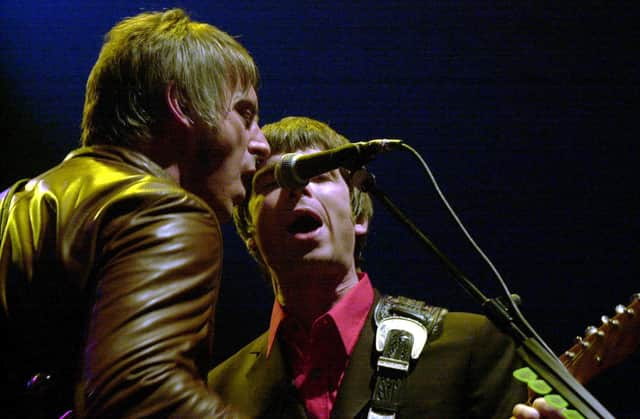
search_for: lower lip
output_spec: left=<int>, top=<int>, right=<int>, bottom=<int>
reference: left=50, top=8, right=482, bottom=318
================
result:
left=290, top=226, right=322, bottom=241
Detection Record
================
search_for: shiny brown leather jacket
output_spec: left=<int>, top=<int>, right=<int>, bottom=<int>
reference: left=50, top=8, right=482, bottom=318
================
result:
left=1, top=146, right=231, bottom=417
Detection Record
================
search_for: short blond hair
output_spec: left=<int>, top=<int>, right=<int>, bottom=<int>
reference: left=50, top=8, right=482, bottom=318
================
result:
left=81, top=8, right=258, bottom=146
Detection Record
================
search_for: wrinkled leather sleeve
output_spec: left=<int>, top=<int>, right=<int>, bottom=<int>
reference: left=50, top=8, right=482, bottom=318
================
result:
left=77, top=182, right=236, bottom=418
left=1, top=147, right=243, bottom=418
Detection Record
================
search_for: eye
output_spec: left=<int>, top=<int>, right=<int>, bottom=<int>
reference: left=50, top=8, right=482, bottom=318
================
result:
left=243, top=108, right=254, bottom=122
left=311, top=171, right=338, bottom=183
left=236, top=104, right=256, bottom=128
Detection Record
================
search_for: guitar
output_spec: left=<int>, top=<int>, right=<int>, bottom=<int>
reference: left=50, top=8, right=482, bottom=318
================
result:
left=514, top=293, right=640, bottom=416
left=560, top=292, right=640, bottom=385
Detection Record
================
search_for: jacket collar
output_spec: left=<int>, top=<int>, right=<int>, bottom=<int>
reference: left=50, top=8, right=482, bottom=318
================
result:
left=65, top=146, right=173, bottom=182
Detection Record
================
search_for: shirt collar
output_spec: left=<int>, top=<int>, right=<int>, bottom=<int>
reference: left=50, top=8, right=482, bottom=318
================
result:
left=266, top=272, right=374, bottom=357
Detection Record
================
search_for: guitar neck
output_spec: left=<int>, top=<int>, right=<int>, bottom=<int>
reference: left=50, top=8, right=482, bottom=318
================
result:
left=560, top=294, right=639, bottom=385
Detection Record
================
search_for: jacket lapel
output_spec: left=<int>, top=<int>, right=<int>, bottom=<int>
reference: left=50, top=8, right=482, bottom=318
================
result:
left=331, top=291, right=380, bottom=418
left=244, top=335, right=308, bottom=418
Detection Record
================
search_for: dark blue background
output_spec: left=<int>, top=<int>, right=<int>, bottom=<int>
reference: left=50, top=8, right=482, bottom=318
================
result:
left=2, top=1, right=638, bottom=415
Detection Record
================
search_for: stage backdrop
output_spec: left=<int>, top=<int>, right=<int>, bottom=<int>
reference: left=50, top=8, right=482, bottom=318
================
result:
left=2, top=1, right=637, bottom=415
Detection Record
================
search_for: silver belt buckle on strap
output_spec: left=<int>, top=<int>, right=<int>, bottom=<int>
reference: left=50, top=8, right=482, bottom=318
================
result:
left=368, top=410, right=397, bottom=419
left=367, top=317, right=428, bottom=419
left=375, top=316, right=429, bottom=364
left=368, top=296, right=447, bottom=419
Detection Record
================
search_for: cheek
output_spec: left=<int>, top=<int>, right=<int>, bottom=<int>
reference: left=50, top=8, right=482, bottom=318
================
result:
left=253, top=198, right=289, bottom=256
left=203, top=118, right=245, bottom=169
left=254, top=222, right=281, bottom=264
left=195, top=131, right=230, bottom=174
left=328, top=187, right=353, bottom=217
left=223, top=149, right=245, bottom=171
left=208, top=149, right=245, bottom=184
left=251, top=198, right=271, bottom=244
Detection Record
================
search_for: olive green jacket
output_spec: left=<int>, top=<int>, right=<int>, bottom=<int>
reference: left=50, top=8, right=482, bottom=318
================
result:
left=208, top=291, right=528, bottom=418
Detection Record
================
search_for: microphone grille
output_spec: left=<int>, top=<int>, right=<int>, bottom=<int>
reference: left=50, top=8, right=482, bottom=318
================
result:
left=274, top=153, right=307, bottom=190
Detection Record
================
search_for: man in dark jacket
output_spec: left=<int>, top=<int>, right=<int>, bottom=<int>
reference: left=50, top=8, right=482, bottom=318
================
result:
left=207, top=116, right=533, bottom=418
left=0, top=8, right=269, bottom=418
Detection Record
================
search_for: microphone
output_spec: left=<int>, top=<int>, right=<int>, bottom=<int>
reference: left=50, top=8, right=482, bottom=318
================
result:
left=274, top=139, right=403, bottom=189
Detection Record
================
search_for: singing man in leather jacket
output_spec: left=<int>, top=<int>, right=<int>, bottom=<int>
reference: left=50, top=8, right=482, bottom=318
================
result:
left=0, top=9, right=269, bottom=418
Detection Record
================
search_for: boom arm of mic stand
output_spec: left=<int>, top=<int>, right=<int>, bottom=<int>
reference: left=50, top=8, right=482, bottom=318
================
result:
left=357, top=171, right=614, bottom=418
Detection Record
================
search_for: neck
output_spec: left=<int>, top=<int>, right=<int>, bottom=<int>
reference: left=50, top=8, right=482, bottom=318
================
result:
left=273, top=264, right=360, bottom=329
left=163, top=162, right=181, bottom=184
left=139, top=120, right=189, bottom=185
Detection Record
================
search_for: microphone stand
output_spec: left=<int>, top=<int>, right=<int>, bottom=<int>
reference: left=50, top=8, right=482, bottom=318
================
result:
left=356, top=170, right=614, bottom=419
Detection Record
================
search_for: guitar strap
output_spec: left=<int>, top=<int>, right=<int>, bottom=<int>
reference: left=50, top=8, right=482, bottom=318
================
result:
left=367, top=295, right=447, bottom=419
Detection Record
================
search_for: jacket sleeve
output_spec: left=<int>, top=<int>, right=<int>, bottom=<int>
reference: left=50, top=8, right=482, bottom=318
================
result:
left=77, top=188, right=238, bottom=418
left=467, top=316, right=529, bottom=419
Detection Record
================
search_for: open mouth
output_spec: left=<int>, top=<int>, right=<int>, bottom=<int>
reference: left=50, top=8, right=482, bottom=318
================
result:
left=287, top=212, right=322, bottom=234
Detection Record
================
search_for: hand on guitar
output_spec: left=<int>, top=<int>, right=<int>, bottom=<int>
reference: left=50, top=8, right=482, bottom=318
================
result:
left=512, top=293, right=639, bottom=418
left=512, top=397, right=564, bottom=419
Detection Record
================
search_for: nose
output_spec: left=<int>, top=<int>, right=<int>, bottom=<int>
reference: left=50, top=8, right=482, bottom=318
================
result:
left=248, top=126, right=270, bottom=159
left=287, top=182, right=312, bottom=199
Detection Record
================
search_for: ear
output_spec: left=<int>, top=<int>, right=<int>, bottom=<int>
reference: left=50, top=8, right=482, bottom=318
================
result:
left=165, top=81, right=193, bottom=127
left=354, top=217, right=369, bottom=237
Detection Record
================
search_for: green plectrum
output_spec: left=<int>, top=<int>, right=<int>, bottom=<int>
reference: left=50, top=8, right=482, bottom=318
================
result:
left=528, top=379, right=552, bottom=395
left=544, top=394, right=569, bottom=409
left=562, top=409, right=585, bottom=419
left=513, top=367, right=538, bottom=383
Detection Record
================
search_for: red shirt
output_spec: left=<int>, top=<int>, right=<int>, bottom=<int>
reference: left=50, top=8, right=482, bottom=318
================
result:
left=266, top=273, right=374, bottom=419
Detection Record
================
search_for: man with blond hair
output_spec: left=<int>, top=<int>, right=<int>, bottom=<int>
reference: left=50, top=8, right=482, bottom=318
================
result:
left=1, top=8, right=269, bottom=417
